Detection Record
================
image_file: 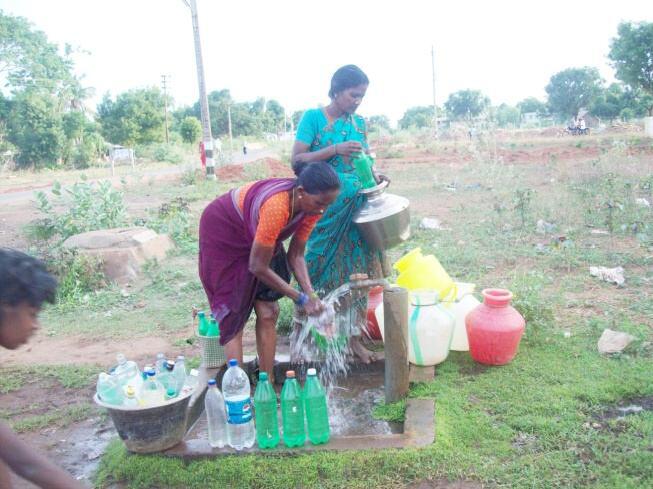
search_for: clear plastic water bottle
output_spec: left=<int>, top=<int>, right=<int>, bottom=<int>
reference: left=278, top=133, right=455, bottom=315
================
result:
left=96, top=372, right=124, bottom=405
left=114, top=353, right=142, bottom=393
left=281, top=370, right=305, bottom=447
left=205, top=379, right=228, bottom=448
left=173, top=355, right=187, bottom=393
left=155, top=352, right=166, bottom=374
left=253, top=372, right=279, bottom=448
left=221, top=359, right=255, bottom=450
left=123, top=385, right=140, bottom=407
left=139, top=369, right=164, bottom=406
left=303, top=367, right=330, bottom=444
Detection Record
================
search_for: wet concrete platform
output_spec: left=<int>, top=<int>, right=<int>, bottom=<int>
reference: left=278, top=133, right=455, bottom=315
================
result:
left=163, top=361, right=436, bottom=458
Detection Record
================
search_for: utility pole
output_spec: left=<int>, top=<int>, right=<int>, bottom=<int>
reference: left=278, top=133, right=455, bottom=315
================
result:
left=227, top=104, right=233, bottom=156
left=161, top=74, right=170, bottom=144
left=431, top=45, right=438, bottom=139
left=185, top=0, right=215, bottom=179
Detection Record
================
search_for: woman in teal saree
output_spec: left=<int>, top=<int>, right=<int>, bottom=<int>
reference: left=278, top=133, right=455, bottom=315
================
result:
left=291, top=65, right=387, bottom=363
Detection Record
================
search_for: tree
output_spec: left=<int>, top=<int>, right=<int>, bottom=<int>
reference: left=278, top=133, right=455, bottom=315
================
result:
left=368, top=115, right=391, bottom=132
left=97, top=88, right=166, bottom=146
left=0, top=11, right=78, bottom=96
left=398, top=106, right=433, bottom=129
left=609, top=21, right=653, bottom=115
left=444, top=90, right=490, bottom=120
left=291, top=110, right=304, bottom=129
left=517, top=97, right=547, bottom=116
left=494, top=104, right=520, bottom=127
left=590, top=83, right=624, bottom=123
left=545, top=67, right=603, bottom=119
left=6, top=89, right=65, bottom=168
left=179, top=116, right=202, bottom=144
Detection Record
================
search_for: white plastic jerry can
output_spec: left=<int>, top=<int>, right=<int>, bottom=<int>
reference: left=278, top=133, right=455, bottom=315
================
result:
left=407, top=290, right=455, bottom=366
left=442, top=282, right=481, bottom=352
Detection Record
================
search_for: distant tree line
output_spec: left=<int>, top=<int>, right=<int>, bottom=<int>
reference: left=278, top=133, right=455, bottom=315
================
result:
left=1, top=9, right=651, bottom=169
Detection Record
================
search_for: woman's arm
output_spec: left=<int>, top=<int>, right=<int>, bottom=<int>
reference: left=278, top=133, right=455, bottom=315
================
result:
left=291, top=140, right=364, bottom=165
left=287, top=236, right=323, bottom=313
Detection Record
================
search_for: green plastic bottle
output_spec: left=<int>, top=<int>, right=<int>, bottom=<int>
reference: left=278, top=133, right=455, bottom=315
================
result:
left=351, top=152, right=376, bottom=189
left=198, top=311, right=209, bottom=336
left=303, top=367, right=330, bottom=444
left=280, top=370, right=305, bottom=447
left=253, top=372, right=279, bottom=449
left=206, top=318, right=220, bottom=337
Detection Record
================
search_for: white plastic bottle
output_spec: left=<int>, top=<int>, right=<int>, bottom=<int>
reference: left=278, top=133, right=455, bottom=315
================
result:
left=221, top=359, right=255, bottom=450
left=173, top=355, right=187, bottom=393
left=113, top=353, right=143, bottom=394
left=155, top=352, right=166, bottom=374
left=205, top=379, right=228, bottom=448
left=139, top=369, right=164, bottom=406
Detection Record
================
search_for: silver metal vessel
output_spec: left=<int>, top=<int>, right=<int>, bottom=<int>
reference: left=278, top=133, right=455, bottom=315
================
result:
left=353, top=181, right=410, bottom=250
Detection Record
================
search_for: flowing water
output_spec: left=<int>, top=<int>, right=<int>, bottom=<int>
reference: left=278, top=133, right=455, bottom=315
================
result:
left=290, top=282, right=369, bottom=392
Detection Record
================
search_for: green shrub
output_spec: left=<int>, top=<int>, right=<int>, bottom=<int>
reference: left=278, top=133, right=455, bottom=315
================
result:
left=510, top=271, right=554, bottom=338
left=41, top=248, right=106, bottom=305
left=276, top=297, right=294, bottom=335
left=143, top=197, right=196, bottom=254
left=138, top=143, right=186, bottom=164
left=31, top=177, right=128, bottom=243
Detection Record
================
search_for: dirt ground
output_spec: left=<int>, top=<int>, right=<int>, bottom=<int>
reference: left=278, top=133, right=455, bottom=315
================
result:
left=1, top=131, right=651, bottom=487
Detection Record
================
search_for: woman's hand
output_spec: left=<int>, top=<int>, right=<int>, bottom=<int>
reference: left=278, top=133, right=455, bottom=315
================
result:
left=304, top=296, right=325, bottom=316
left=375, top=172, right=391, bottom=186
left=334, top=141, right=363, bottom=157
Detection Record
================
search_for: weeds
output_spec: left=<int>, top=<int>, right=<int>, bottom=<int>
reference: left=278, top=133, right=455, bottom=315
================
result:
left=30, top=177, right=128, bottom=243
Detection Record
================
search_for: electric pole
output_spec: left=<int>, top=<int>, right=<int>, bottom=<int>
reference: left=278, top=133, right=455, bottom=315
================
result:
left=227, top=104, right=233, bottom=156
left=431, top=45, right=438, bottom=139
left=185, top=0, right=215, bottom=179
left=161, top=74, right=170, bottom=144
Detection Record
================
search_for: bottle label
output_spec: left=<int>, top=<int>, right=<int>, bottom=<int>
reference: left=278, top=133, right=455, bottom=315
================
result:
left=225, top=398, right=252, bottom=424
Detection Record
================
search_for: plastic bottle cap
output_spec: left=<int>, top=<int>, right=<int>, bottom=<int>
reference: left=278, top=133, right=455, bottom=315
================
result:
left=208, top=379, right=216, bottom=386
left=126, top=386, right=135, bottom=396
left=146, top=370, right=155, bottom=377
left=307, top=368, right=317, bottom=376
left=228, top=359, right=238, bottom=367
left=198, top=311, right=205, bottom=317
left=286, top=370, right=295, bottom=378
left=259, top=372, right=268, bottom=381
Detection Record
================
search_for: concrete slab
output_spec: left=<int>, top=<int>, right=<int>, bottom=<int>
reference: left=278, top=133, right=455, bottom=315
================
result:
left=409, top=364, right=435, bottom=384
left=161, top=398, right=435, bottom=458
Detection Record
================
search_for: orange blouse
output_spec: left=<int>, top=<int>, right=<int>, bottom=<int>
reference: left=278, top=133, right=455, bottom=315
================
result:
left=237, top=183, right=321, bottom=246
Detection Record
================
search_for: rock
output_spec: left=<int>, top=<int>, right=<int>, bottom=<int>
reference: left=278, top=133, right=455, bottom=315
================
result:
left=597, top=328, right=636, bottom=354
left=590, top=266, right=625, bottom=286
left=419, top=217, right=443, bottom=230
left=590, top=229, right=610, bottom=236
left=63, top=227, right=173, bottom=284
left=635, top=198, right=650, bottom=208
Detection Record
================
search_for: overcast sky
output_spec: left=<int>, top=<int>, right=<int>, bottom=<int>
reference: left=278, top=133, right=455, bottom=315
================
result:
left=2, top=0, right=652, bottom=124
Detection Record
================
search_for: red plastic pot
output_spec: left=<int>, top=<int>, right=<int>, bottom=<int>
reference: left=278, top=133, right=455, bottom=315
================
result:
left=465, top=288, right=525, bottom=365
left=366, top=286, right=384, bottom=340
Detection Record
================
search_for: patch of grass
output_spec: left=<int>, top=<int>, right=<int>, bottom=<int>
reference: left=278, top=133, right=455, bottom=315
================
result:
left=12, top=403, right=96, bottom=433
left=372, top=398, right=406, bottom=422
left=0, top=364, right=102, bottom=394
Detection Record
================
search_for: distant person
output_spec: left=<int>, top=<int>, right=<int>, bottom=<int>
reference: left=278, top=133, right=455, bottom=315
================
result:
left=242, top=140, right=248, bottom=156
left=0, top=249, right=85, bottom=489
left=579, top=117, right=586, bottom=131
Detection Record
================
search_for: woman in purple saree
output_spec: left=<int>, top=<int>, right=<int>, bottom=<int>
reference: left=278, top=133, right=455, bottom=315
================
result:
left=199, top=162, right=339, bottom=380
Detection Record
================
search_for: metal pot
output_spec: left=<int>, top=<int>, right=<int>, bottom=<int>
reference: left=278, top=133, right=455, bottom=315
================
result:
left=353, top=181, right=410, bottom=250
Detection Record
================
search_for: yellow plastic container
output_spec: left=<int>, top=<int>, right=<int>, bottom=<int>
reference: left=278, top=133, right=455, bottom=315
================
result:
left=395, top=252, right=457, bottom=302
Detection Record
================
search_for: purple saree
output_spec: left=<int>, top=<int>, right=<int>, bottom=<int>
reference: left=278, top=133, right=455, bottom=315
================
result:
left=198, top=178, right=304, bottom=345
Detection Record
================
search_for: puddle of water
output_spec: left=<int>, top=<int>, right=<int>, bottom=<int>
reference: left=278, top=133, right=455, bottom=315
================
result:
left=597, top=395, right=653, bottom=421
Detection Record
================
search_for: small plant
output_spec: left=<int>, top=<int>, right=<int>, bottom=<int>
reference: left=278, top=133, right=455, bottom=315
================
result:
left=31, top=177, right=128, bottom=243
left=510, top=271, right=554, bottom=338
left=512, top=188, right=534, bottom=228
left=276, top=297, right=295, bottom=335
left=145, top=197, right=195, bottom=253
left=41, top=248, right=106, bottom=305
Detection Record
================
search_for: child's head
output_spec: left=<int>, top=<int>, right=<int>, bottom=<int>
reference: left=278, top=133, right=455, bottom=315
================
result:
left=0, top=249, right=57, bottom=349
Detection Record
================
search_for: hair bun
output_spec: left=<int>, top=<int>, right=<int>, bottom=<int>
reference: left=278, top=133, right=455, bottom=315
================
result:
left=292, top=161, right=308, bottom=177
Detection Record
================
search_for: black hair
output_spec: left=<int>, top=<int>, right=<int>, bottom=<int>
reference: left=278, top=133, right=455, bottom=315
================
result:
left=328, top=65, right=369, bottom=99
left=292, top=162, right=340, bottom=194
left=0, top=249, right=57, bottom=319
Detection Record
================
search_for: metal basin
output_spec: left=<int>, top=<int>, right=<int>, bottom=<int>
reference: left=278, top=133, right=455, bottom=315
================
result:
left=94, top=389, right=200, bottom=454
left=353, top=181, right=410, bottom=250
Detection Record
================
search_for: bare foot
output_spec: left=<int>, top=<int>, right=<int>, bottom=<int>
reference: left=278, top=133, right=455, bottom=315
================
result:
left=349, top=335, right=377, bottom=364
